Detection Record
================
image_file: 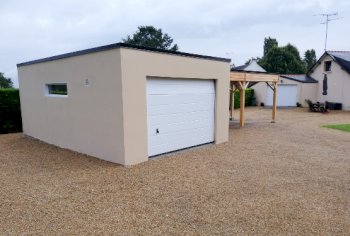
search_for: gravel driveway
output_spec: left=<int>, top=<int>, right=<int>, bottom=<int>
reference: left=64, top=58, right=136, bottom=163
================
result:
left=1, top=108, right=349, bottom=235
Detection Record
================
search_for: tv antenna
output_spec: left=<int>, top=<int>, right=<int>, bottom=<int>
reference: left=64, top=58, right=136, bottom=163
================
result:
left=314, top=12, right=343, bottom=51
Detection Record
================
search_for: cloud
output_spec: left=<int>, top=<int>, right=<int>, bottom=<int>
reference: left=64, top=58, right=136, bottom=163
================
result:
left=1, top=0, right=349, bottom=87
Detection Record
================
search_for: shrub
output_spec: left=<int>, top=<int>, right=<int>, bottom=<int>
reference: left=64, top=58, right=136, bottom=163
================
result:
left=0, top=89, right=22, bottom=134
left=231, top=88, right=255, bottom=109
left=305, top=99, right=313, bottom=108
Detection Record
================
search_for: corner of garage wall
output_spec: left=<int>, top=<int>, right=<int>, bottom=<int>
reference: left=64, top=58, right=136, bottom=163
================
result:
left=119, top=48, right=149, bottom=165
left=17, top=67, right=28, bottom=136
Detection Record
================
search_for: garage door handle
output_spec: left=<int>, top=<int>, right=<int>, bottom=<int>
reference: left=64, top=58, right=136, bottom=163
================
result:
left=156, top=128, right=159, bottom=134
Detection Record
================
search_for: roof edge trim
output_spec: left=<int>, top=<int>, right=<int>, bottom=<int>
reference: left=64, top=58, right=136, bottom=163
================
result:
left=17, top=43, right=231, bottom=67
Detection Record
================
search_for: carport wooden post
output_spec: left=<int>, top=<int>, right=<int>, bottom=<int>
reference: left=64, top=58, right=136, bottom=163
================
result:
left=238, top=81, right=248, bottom=128
left=230, top=82, right=235, bottom=120
left=272, top=81, right=278, bottom=122
left=229, top=82, right=233, bottom=120
left=240, top=85, right=245, bottom=127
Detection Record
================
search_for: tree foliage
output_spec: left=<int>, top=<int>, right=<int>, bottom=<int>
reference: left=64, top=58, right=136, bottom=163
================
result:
left=263, top=37, right=278, bottom=56
left=122, top=25, right=178, bottom=51
left=0, top=72, right=13, bottom=88
left=259, top=44, right=307, bottom=74
left=256, top=37, right=317, bottom=74
left=304, top=49, right=317, bottom=71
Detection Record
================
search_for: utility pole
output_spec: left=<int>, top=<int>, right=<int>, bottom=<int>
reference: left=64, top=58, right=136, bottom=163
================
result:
left=314, top=13, right=343, bottom=51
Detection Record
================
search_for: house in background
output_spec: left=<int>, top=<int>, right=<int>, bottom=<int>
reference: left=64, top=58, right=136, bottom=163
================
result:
left=252, top=74, right=318, bottom=107
left=308, top=51, right=350, bottom=111
left=235, top=60, right=318, bottom=107
left=238, top=51, right=350, bottom=110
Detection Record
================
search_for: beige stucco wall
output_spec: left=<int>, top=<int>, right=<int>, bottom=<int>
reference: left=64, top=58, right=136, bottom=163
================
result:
left=18, top=49, right=126, bottom=164
left=251, top=78, right=317, bottom=107
left=119, top=48, right=230, bottom=165
left=299, top=83, right=318, bottom=106
left=18, top=47, right=230, bottom=166
left=310, top=55, right=350, bottom=110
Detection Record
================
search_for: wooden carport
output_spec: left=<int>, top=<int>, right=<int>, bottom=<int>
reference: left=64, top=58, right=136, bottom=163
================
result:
left=230, top=70, right=280, bottom=127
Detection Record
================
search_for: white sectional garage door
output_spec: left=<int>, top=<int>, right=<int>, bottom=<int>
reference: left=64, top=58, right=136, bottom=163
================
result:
left=266, top=84, right=298, bottom=107
left=147, top=78, right=215, bottom=156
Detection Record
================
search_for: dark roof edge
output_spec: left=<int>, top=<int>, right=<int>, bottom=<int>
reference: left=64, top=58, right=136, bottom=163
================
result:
left=307, top=51, right=329, bottom=74
left=17, top=42, right=231, bottom=67
left=280, top=75, right=318, bottom=83
left=331, top=55, right=350, bottom=75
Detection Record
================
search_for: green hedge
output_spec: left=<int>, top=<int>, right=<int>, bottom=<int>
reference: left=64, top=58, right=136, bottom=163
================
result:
left=0, top=89, right=22, bottom=134
left=231, top=88, right=255, bottom=109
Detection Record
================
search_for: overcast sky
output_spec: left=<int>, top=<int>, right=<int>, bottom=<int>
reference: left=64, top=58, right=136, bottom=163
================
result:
left=1, top=0, right=349, bottom=87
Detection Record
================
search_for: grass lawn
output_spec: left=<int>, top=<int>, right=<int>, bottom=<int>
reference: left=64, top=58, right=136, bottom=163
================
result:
left=323, top=124, right=350, bottom=132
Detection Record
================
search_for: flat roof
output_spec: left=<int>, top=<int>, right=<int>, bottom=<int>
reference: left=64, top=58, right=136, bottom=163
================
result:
left=17, top=43, right=231, bottom=67
left=281, top=74, right=318, bottom=83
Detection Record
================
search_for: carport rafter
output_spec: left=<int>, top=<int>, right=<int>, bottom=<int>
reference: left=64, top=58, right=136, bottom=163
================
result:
left=230, top=70, right=279, bottom=127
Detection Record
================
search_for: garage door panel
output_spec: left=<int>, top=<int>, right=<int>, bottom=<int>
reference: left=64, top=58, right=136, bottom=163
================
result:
left=148, top=126, right=213, bottom=145
left=147, top=97, right=215, bottom=116
left=147, top=78, right=215, bottom=156
left=147, top=94, right=214, bottom=106
left=150, top=135, right=214, bottom=156
left=147, top=79, right=215, bottom=94
left=148, top=110, right=214, bottom=126
left=148, top=117, right=214, bottom=137
left=149, top=130, right=214, bottom=155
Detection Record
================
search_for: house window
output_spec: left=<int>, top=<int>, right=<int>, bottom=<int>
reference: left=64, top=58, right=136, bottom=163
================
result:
left=324, top=61, right=332, bottom=72
left=46, top=83, right=68, bottom=96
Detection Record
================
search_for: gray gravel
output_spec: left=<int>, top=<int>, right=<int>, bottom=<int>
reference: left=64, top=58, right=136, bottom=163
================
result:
left=1, top=107, right=350, bottom=235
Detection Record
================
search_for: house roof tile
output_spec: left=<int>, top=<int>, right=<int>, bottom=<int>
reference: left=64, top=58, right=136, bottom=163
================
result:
left=309, top=51, right=350, bottom=75
left=327, top=51, right=350, bottom=74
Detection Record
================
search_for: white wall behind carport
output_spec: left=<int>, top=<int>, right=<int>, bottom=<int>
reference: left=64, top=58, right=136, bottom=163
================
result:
left=251, top=78, right=317, bottom=107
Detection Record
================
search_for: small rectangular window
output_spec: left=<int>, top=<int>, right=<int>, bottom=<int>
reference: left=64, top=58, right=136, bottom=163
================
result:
left=46, top=83, right=68, bottom=96
left=324, top=61, right=332, bottom=72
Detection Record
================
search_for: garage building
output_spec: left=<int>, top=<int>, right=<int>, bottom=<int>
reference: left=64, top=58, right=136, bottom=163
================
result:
left=252, top=74, right=318, bottom=107
left=17, top=43, right=230, bottom=165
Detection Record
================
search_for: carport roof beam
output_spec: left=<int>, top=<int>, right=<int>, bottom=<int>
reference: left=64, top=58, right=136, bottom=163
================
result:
left=230, top=70, right=279, bottom=82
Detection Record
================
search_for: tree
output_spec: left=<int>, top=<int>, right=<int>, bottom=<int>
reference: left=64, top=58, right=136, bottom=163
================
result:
left=285, top=43, right=302, bottom=60
left=263, top=37, right=278, bottom=56
left=304, top=49, right=317, bottom=71
left=0, top=72, right=13, bottom=88
left=259, top=44, right=307, bottom=74
left=122, top=26, right=178, bottom=51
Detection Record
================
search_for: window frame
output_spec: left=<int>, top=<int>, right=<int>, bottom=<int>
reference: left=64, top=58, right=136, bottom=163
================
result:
left=324, top=60, right=332, bottom=72
left=45, top=83, right=68, bottom=97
